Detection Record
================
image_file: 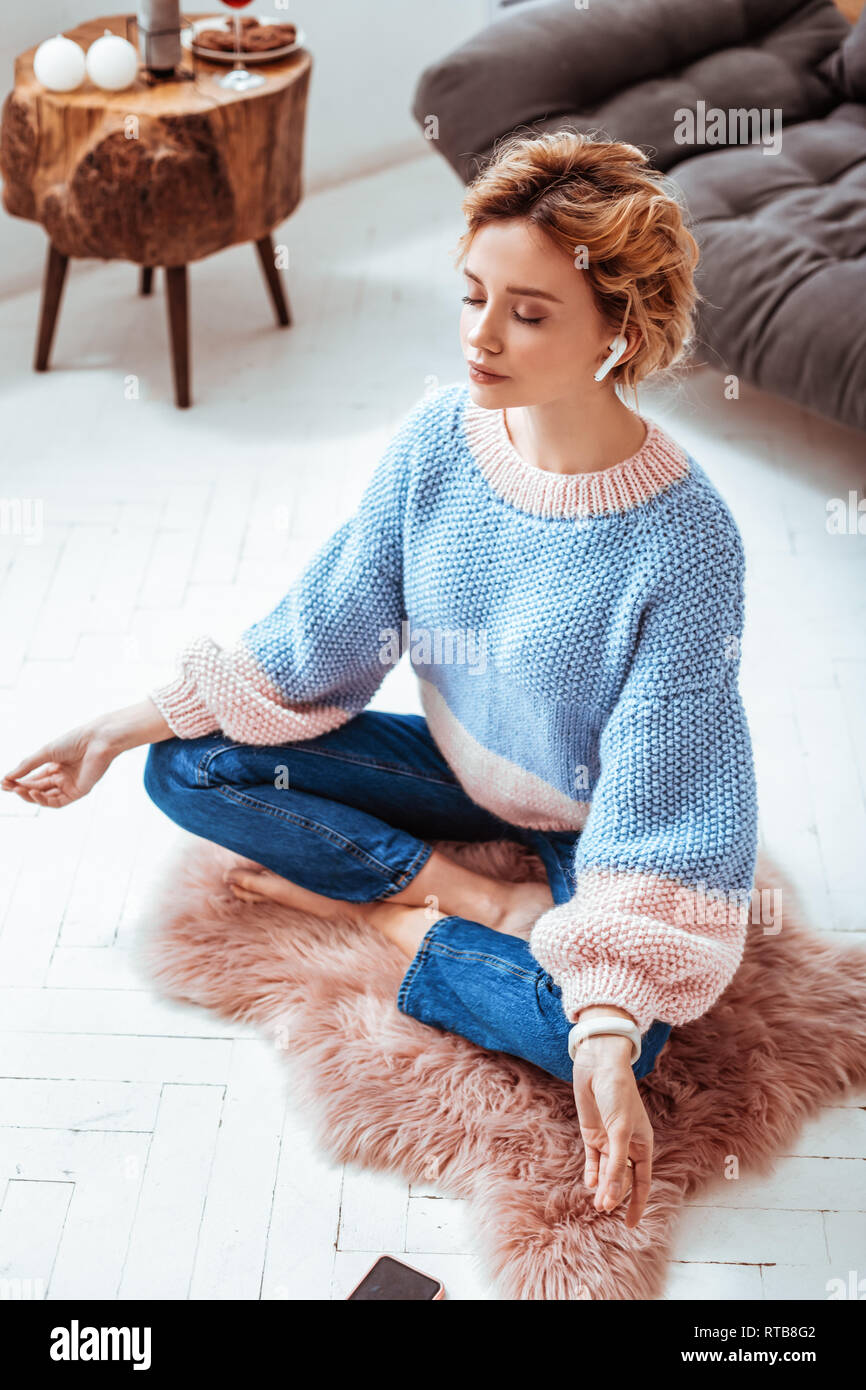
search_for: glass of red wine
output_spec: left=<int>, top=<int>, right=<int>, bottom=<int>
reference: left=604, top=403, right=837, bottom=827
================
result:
left=218, top=0, right=266, bottom=92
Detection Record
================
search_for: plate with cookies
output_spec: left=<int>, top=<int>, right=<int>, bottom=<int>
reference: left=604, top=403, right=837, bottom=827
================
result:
left=182, top=15, right=305, bottom=64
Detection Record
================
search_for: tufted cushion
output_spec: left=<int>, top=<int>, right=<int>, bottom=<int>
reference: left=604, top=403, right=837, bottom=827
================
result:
left=413, top=0, right=866, bottom=432
left=671, top=104, right=866, bottom=431
left=414, top=0, right=849, bottom=180
left=819, top=5, right=866, bottom=99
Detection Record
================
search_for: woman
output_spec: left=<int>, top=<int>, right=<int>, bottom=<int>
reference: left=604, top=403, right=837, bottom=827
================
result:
left=2, top=132, right=758, bottom=1233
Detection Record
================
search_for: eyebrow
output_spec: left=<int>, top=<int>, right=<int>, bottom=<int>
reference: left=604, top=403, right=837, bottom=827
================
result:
left=463, top=267, right=562, bottom=304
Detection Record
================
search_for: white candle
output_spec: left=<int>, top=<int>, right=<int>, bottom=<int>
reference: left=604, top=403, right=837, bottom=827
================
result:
left=136, top=0, right=182, bottom=74
left=33, top=34, right=86, bottom=92
left=86, top=32, right=139, bottom=92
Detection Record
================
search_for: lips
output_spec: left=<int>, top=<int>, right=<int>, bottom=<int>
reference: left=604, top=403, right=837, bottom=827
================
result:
left=468, top=361, right=507, bottom=380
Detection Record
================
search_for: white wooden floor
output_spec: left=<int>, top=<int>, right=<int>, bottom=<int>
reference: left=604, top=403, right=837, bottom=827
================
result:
left=0, top=151, right=864, bottom=1302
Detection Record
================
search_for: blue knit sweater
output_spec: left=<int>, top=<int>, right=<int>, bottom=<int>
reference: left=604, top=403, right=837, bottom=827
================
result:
left=150, top=381, right=759, bottom=1033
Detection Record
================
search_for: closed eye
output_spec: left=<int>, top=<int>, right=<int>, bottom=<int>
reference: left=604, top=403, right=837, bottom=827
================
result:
left=461, top=295, right=545, bottom=326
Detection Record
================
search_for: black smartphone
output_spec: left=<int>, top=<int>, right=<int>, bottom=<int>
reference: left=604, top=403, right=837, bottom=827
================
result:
left=346, top=1255, right=445, bottom=1300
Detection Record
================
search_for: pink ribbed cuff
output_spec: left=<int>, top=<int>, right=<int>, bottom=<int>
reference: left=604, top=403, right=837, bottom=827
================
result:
left=529, top=866, right=750, bottom=1033
left=148, top=672, right=221, bottom=739
left=554, top=965, right=660, bottom=1035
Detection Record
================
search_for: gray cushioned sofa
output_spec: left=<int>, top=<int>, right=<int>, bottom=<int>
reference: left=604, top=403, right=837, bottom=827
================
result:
left=412, top=0, right=866, bottom=433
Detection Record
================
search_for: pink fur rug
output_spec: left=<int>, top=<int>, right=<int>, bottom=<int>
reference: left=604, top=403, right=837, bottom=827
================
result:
left=134, top=837, right=866, bottom=1300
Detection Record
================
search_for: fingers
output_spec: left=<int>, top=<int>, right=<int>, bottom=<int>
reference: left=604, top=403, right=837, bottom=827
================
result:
left=575, top=1091, right=603, bottom=1191
left=10, top=772, right=70, bottom=806
left=583, top=1145, right=600, bottom=1191
left=595, top=1151, right=633, bottom=1212
left=625, top=1158, right=651, bottom=1229
left=23, top=786, right=66, bottom=808
left=574, top=1079, right=628, bottom=1209
left=10, top=783, right=45, bottom=805
left=574, top=1068, right=653, bottom=1222
left=6, top=765, right=69, bottom=808
left=601, top=1121, right=632, bottom=1210
left=2, top=752, right=55, bottom=786
left=13, top=770, right=61, bottom=791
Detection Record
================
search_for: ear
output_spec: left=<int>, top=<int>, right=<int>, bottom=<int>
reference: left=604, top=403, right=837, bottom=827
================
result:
left=620, top=326, right=642, bottom=364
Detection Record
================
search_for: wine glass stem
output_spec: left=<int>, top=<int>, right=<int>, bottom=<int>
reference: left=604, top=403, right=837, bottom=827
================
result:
left=234, top=12, right=241, bottom=71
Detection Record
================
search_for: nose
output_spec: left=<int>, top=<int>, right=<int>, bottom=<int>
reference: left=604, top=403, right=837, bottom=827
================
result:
left=465, top=303, right=503, bottom=353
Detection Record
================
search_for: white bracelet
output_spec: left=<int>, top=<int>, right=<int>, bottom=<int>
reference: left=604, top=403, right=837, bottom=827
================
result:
left=568, top=1014, right=642, bottom=1066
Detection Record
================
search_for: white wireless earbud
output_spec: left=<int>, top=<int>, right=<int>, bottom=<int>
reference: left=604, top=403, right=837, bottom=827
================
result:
left=593, top=335, right=628, bottom=383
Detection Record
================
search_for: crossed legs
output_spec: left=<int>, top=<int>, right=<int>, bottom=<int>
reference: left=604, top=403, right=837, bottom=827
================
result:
left=224, top=847, right=555, bottom=958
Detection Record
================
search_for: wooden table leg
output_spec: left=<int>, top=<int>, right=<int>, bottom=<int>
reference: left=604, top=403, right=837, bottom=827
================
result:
left=140, top=266, right=155, bottom=296
left=34, top=242, right=69, bottom=372
left=255, top=234, right=292, bottom=327
left=164, top=265, right=191, bottom=408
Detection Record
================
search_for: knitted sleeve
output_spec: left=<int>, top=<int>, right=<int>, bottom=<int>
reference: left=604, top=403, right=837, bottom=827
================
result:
left=529, top=516, right=759, bottom=1035
left=147, top=396, right=426, bottom=744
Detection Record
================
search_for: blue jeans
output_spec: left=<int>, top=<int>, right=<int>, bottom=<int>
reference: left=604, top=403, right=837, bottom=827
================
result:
left=143, top=711, right=672, bottom=1083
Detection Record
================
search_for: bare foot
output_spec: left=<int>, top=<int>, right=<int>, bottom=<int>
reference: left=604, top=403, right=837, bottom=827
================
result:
left=225, top=862, right=553, bottom=937
left=366, top=900, right=445, bottom=957
left=384, top=847, right=554, bottom=935
left=224, top=865, right=442, bottom=957
left=224, top=866, right=361, bottom=917
left=488, top=881, right=555, bottom=937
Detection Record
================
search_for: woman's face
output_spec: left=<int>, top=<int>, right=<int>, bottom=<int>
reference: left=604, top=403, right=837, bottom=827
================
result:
left=459, top=217, right=623, bottom=406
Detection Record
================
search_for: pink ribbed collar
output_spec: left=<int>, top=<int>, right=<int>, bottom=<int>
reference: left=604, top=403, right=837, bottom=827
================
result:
left=460, top=391, right=691, bottom=519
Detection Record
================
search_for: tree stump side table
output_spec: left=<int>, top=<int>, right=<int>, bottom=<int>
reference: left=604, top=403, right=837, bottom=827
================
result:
left=0, top=14, right=312, bottom=407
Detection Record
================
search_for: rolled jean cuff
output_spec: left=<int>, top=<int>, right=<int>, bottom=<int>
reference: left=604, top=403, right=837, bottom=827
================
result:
left=370, top=839, right=436, bottom=902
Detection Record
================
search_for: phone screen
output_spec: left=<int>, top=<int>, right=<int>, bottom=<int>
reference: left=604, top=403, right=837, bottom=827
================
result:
left=347, top=1255, right=442, bottom=1300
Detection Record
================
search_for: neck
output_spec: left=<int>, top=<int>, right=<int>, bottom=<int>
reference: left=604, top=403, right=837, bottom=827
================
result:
left=503, top=388, right=646, bottom=475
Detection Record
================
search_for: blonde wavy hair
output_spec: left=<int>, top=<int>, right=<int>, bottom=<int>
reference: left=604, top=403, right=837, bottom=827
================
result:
left=454, top=130, right=701, bottom=400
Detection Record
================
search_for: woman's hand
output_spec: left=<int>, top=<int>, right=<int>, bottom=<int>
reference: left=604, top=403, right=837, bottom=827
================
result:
left=1, top=698, right=173, bottom=809
left=572, top=1013, right=654, bottom=1229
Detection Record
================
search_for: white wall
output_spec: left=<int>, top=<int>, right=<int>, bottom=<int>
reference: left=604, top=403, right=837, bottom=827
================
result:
left=0, top=1, right=486, bottom=299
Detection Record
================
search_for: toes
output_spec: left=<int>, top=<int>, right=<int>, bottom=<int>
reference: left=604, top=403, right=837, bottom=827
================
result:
left=224, top=869, right=261, bottom=891
left=229, top=887, right=265, bottom=904
left=224, top=869, right=260, bottom=898
left=226, top=876, right=265, bottom=903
